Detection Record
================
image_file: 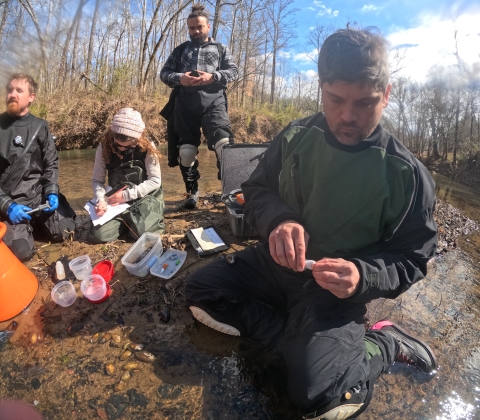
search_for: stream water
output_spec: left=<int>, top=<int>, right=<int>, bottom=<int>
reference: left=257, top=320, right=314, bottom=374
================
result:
left=0, top=148, right=479, bottom=419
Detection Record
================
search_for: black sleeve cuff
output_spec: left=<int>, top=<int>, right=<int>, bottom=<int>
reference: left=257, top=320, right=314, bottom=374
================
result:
left=0, top=194, right=14, bottom=217
left=44, top=184, right=59, bottom=196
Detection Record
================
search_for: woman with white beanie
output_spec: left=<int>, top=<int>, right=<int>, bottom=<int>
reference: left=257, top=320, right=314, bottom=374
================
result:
left=90, top=108, right=164, bottom=242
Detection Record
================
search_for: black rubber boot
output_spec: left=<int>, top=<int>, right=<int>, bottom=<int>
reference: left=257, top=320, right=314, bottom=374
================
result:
left=180, top=161, right=200, bottom=209
left=370, top=320, right=438, bottom=373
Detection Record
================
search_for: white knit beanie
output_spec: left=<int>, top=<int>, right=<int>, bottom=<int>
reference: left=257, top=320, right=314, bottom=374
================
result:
left=111, top=108, right=145, bottom=139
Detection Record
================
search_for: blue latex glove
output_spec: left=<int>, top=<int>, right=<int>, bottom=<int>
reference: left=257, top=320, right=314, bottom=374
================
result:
left=44, top=194, right=59, bottom=212
left=7, top=203, right=32, bottom=224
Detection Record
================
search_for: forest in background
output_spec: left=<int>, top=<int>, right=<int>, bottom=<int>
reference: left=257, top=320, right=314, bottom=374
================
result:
left=1, top=0, right=479, bottom=181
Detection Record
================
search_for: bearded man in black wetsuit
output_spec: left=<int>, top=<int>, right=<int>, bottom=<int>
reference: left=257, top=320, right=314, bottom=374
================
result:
left=0, top=73, right=75, bottom=261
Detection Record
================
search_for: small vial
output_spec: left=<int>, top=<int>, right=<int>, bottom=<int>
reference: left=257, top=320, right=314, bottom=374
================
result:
left=56, top=261, right=66, bottom=280
left=304, top=260, right=315, bottom=270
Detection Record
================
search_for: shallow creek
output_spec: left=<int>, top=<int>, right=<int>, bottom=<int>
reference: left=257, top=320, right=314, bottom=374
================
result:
left=0, top=149, right=479, bottom=419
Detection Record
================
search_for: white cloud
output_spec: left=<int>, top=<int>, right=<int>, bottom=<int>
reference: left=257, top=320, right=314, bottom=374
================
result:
left=387, top=12, right=480, bottom=82
left=312, top=1, right=339, bottom=17
left=293, top=49, right=318, bottom=64
left=361, top=4, right=377, bottom=13
left=308, top=7, right=315, bottom=11
left=304, top=69, right=318, bottom=78
left=279, top=51, right=292, bottom=59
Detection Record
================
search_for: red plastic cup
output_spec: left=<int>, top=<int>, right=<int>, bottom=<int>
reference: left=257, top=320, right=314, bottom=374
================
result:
left=92, top=260, right=114, bottom=282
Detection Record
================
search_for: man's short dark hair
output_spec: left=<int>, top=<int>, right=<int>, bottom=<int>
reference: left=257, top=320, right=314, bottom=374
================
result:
left=188, top=4, right=209, bottom=22
left=7, top=73, right=38, bottom=95
left=318, top=27, right=390, bottom=92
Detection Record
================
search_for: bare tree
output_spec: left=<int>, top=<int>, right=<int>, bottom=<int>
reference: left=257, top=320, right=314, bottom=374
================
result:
left=305, top=23, right=334, bottom=112
left=264, top=0, right=297, bottom=104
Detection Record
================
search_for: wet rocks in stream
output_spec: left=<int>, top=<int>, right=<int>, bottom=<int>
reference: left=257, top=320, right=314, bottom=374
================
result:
left=127, top=388, right=149, bottom=408
left=434, top=199, right=478, bottom=253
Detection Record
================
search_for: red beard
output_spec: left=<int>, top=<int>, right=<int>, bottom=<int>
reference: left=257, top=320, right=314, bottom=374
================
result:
left=6, top=101, right=27, bottom=116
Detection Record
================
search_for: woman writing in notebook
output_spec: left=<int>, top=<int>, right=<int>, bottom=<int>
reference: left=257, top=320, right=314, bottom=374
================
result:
left=89, top=108, right=165, bottom=243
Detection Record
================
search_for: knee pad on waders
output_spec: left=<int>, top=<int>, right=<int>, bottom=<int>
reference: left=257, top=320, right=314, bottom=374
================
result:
left=179, top=144, right=198, bottom=167
left=214, top=138, right=229, bottom=180
left=303, top=381, right=373, bottom=420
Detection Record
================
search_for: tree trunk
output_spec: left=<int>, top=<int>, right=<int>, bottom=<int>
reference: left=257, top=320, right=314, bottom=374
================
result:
left=141, top=0, right=193, bottom=91
left=58, top=0, right=87, bottom=86
left=0, top=0, right=9, bottom=49
left=452, top=93, right=460, bottom=168
left=85, top=0, right=100, bottom=89
left=270, top=47, right=276, bottom=104
left=212, top=0, right=222, bottom=40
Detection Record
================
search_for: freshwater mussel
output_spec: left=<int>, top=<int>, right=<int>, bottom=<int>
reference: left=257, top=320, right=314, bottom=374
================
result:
left=120, top=350, right=132, bottom=361
left=110, top=334, right=122, bottom=347
left=121, top=361, right=139, bottom=371
left=114, top=381, right=126, bottom=392
left=135, top=351, right=156, bottom=363
left=120, top=371, right=131, bottom=381
left=105, top=363, right=115, bottom=376
left=127, top=343, right=144, bottom=351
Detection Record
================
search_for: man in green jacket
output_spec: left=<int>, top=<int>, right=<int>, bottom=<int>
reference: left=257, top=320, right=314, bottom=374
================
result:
left=186, top=27, right=438, bottom=419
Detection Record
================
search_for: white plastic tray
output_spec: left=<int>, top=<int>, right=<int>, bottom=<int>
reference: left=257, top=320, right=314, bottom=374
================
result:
left=150, top=249, right=187, bottom=279
left=121, top=232, right=163, bottom=277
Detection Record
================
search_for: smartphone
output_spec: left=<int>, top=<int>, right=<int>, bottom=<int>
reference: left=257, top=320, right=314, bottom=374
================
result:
left=105, top=183, right=128, bottom=197
left=189, top=70, right=200, bottom=77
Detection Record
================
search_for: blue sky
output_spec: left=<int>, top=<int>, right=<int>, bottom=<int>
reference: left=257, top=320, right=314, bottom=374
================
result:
left=287, top=0, right=480, bottom=82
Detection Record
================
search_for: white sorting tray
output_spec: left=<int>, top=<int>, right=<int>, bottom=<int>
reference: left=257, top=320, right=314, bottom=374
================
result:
left=150, top=249, right=187, bottom=279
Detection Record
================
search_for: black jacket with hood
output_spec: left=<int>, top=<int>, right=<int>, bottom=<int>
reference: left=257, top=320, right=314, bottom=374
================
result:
left=242, top=112, right=438, bottom=304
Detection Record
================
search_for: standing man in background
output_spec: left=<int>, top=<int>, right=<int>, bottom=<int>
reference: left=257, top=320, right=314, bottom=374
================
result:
left=0, top=73, right=75, bottom=261
left=160, top=4, right=238, bottom=209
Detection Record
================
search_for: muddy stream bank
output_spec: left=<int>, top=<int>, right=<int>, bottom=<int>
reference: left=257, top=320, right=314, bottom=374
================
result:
left=0, top=148, right=479, bottom=420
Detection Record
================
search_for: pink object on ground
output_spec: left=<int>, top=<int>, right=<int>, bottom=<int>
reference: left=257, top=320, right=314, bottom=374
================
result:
left=92, top=260, right=114, bottom=282
left=81, top=274, right=107, bottom=302
left=87, top=282, right=112, bottom=304
left=369, top=320, right=394, bottom=330
left=0, top=400, right=44, bottom=420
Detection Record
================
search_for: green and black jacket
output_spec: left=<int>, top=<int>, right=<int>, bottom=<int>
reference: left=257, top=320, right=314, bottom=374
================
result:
left=243, top=112, right=438, bottom=303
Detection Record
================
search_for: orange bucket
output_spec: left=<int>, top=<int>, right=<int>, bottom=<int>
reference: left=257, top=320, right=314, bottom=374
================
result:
left=0, top=222, right=38, bottom=322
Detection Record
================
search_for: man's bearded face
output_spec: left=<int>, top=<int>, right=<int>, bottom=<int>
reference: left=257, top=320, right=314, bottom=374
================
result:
left=187, top=16, right=210, bottom=44
left=6, top=79, right=35, bottom=117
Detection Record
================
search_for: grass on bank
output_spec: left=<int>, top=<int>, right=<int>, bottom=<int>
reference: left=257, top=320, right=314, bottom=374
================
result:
left=26, top=91, right=304, bottom=150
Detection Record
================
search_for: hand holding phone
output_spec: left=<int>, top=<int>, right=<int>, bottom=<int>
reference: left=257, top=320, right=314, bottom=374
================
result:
left=105, top=183, right=128, bottom=198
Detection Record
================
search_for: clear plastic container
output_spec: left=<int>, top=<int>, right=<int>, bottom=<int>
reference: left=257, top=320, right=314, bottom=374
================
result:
left=51, top=281, right=77, bottom=307
left=121, top=232, right=163, bottom=277
left=150, top=249, right=187, bottom=280
left=69, top=255, right=92, bottom=280
left=80, top=274, right=107, bottom=301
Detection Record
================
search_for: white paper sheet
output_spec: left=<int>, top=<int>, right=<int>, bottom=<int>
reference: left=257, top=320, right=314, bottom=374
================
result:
left=84, top=201, right=130, bottom=226
left=190, top=227, right=226, bottom=251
